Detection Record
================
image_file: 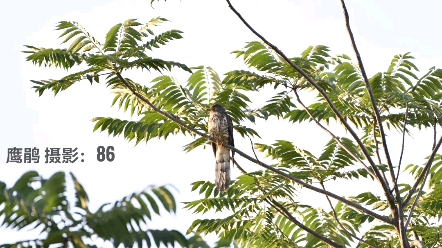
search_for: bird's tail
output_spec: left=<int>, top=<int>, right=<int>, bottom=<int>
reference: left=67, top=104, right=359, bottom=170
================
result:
left=215, top=145, right=231, bottom=192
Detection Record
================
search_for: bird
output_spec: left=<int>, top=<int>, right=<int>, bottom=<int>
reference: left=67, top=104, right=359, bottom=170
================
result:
left=208, top=104, right=235, bottom=192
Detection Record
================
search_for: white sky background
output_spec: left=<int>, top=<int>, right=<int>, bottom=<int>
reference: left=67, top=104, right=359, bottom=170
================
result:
left=1, top=0, right=442, bottom=246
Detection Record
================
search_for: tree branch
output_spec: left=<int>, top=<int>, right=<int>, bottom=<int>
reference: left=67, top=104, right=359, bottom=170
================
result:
left=225, top=0, right=393, bottom=203
left=404, top=138, right=442, bottom=231
left=339, top=0, right=406, bottom=245
left=433, top=117, right=437, bottom=150
left=320, top=182, right=379, bottom=248
left=339, top=0, right=398, bottom=195
left=271, top=199, right=345, bottom=247
left=373, top=120, right=382, bottom=165
left=247, top=135, right=260, bottom=163
left=403, top=134, right=442, bottom=207
left=229, top=132, right=391, bottom=224
left=247, top=139, right=343, bottom=246
left=396, top=104, right=409, bottom=184
left=233, top=156, right=345, bottom=247
left=410, top=240, right=427, bottom=248
left=339, top=0, right=395, bottom=180
left=372, top=119, right=389, bottom=184
left=410, top=225, right=426, bottom=248
left=293, top=89, right=377, bottom=180
left=112, top=67, right=392, bottom=225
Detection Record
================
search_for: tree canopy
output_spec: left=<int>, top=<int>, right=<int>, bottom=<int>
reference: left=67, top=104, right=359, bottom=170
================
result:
left=0, top=171, right=211, bottom=247
left=4, top=1, right=442, bottom=247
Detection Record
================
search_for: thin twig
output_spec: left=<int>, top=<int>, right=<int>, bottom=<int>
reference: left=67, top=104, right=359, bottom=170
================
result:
left=112, top=67, right=392, bottom=224
left=410, top=226, right=427, bottom=248
left=433, top=118, right=437, bottom=150
left=396, top=104, right=409, bottom=184
left=248, top=135, right=260, bottom=162
left=378, top=95, right=393, bottom=113
left=271, top=199, right=344, bottom=247
left=233, top=158, right=344, bottom=247
left=320, top=182, right=378, bottom=248
left=293, top=89, right=376, bottom=179
left=238, top=138, right=342, bottom=246
left=404, top=152, right=438, bottom=231
left=372, top=120, right=382, bottom=165
left=372, top=120, right=389, bottom=184
left=225, top=0, right=392, bottom=202
left=404, top=134, right=442, bottom=206
left=232, top=158, right=247, bottom=174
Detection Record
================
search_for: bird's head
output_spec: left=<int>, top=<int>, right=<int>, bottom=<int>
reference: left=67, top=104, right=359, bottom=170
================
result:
left=210, top=104, right=226, bottom=112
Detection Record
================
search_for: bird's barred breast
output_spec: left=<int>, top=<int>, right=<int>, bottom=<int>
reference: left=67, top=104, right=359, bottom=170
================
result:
left=209, top=115, right=230, bottom=143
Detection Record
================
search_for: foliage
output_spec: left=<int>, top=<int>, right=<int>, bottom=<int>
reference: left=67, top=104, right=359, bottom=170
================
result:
left=0, top=171, right=207, bottom=247
left=22, top=12, right=442, bottom=248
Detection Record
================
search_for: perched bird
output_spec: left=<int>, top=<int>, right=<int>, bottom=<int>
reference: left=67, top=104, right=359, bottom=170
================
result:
left=208, top=104, right=235, bottom=192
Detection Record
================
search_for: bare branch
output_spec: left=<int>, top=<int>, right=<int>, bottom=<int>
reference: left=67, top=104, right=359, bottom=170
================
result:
left=225, top=0, right=393, bottom=201
left=396, top=104, right=409, bottom=184
left=320, top=182, right=379, bottom=248
left=112, top=66, right=392, bottom=224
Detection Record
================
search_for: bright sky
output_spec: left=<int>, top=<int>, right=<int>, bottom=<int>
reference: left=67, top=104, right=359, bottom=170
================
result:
left=1, top=0, right=442, bottom=246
